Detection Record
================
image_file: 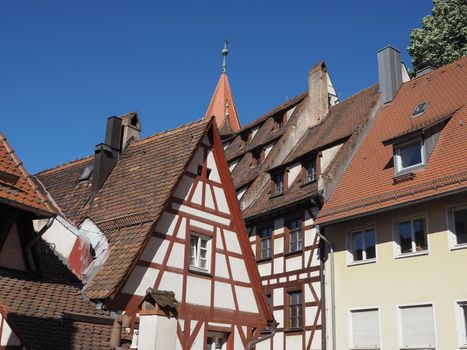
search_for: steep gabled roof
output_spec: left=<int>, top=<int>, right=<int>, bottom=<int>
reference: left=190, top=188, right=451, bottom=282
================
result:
left=0, top=133, right=54, bottom=217
left=243, top=85, right=381, bottom=219
left=319, top=57, right=467, bottom=224
left=205, top=73, right=241, bottom=135
left=83, top=118, right=212, bottom=299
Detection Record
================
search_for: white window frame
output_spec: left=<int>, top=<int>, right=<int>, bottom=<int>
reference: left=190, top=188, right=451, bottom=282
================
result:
left=346, top=226, right=377, bottom=266
left=393, top=215, right=429, bottom=258
left=348, top=306, right=381, bottom=350
left=455, top=300, right=467, bottom=348
left=396, top=302, right=437, bottom=350
left=189, top=233, right=211, bottom=272
left=448, top=205, right=467, bottom=251
left=394, top=137, right=425, bottom=174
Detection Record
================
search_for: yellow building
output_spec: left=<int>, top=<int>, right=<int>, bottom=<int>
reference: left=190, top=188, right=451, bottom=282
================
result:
left=318, top=51, right=467, bottom=349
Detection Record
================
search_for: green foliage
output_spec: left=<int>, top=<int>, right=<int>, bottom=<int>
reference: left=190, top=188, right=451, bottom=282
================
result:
left=408, top=0, right=467, bottom=71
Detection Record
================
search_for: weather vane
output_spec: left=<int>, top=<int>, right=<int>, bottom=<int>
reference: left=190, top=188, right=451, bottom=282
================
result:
left=222, top=39, right=229, bottom=73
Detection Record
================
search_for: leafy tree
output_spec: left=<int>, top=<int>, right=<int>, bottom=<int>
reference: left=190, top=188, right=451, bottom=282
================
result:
left=408, top=0, right=467, bottom=72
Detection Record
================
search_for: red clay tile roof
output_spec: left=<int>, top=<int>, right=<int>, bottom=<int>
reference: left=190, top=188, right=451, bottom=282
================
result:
left=318, top=57, right=467, bottom=224
left=36, top=156, right=93, bottom=224
left=83, top=118, right=212, bottom=299
left=205, top=73, right=241, bottom=135
left=0, top=272, right=113, bottom=349
left=0, top=133, right=54, bottom=217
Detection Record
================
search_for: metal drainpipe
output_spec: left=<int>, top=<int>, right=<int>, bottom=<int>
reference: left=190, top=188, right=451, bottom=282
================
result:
left=246, top=320, right=279, bottom=350
left=316, top=224, right=336, bottom=350
left=26, top=217, right=55, bottom=272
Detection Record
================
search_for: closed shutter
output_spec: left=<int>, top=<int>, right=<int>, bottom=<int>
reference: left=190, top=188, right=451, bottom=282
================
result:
left=351, top=309, right=380, bottom=348
left=400, top=305, right=436, bottom=348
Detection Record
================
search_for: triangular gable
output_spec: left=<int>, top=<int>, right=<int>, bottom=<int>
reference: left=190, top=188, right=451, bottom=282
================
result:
left=113, top=121, right=272, bottom=326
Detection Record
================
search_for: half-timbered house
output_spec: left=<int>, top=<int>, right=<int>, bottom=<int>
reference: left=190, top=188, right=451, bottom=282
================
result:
left=205, top=53, right=385, bottom=349
left=36, top=115, right=274, bottom=349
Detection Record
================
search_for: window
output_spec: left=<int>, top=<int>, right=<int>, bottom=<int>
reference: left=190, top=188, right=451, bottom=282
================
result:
left=399, top=304, right=436, bottom=349
left=451, top=206, right=467, bottom=246
left=288, top=290, right=303, bottom=329
left=394, top=139, right=424, bottom=174
left=288, top=219, right=303, bottom=253
left=396, top=217, right=427, bottom=255
left=304, top=157, right=317, bottom=183
left=189, top=234, right=211, bottom=271
left=273, top=173, right=284, bottom=195
left=349, top=228, right=376, bottom=262
left=259, top=228, right=273, bottom=259
left=457, top=302, right=467, bottom=347
left=350, top=309, right=380, bottom=349
left=266, top=293, right=273, bottom=311
left=412, top=101, right=428, bottom=117
left=206, top=331, right=228, bottom=350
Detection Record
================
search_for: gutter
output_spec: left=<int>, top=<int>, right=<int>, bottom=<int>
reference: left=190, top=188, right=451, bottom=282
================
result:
left=316, top=224, right=335, bottom=350
left=25, top=217, right=55, bottom=272
left=246, top=320, right=279, bottom=350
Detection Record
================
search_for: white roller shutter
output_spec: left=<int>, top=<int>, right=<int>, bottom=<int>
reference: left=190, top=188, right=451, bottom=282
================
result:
left=351, top=309, right=380, bottom=348
left=400, top=305, right=436, bottom=348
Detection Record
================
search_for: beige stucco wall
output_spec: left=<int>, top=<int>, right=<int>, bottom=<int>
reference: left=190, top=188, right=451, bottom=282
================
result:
left=323, top=191, right=467, bottom=349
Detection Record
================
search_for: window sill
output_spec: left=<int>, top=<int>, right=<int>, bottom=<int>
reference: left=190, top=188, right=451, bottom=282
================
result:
left=347, top=258, right=376, bottom=267
left=450, top=243, right=467, bottom=252
left=394, top=250, right=428, bottom=260
left=270, top=192, right=284, bottom=199
left=257, top=257, right=272, bottom=264
left=188, top=267, right=212, bottom=278
left=284, top=250, right=302, bottom=258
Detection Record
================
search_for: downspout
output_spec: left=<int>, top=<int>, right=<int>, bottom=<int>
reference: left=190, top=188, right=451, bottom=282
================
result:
left=316, top=224, right=335, bottom=350
left=246, top=320, right=279, bottom=350
left=26, top=217, right=55, bottom=273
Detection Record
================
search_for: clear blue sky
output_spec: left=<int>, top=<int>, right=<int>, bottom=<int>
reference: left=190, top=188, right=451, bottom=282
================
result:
left=1, top=0, right=433, bottom=173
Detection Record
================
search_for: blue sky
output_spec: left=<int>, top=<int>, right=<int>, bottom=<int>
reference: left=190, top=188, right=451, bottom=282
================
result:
left=0, top=0, right=433, bottom=173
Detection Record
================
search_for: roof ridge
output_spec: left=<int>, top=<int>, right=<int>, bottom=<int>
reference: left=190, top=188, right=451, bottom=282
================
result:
left=135, top=117, right=209, bottom=145
left=35, top=154, right=93, bottom=176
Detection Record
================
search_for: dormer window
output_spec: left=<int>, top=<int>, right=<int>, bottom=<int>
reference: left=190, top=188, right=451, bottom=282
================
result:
left=394, top=138, right=425, bottom=174
left=273, top=173, right=285, bottom=195
left=304, top=157, right=317, bottom=183
left=412, top=101, right=428, bottom=117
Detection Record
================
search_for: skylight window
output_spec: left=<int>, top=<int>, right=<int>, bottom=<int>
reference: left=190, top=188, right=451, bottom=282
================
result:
left=412, top=101, right=428, bottom=117
left=79, top=165, right=93, bottom=181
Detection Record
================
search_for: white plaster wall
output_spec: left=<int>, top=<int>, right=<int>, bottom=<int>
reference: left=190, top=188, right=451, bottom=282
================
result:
left=206, top=150, right=221, bottom=183
left=173, top=203, right=230, bottom=226
left=320, top=143, right=342, bottom=172
left=251, top=127, right=259, bottom=139
left=274, top=237, right=284, bottom=255
left=80, top=218, right=108, bottom=258
left=41, top=217, right=77, bottom=261
left=264, top=143, right=273, bottom=159
left=304, top=283, right=314, bottom=303
left=304, top=228, right=316, bottom=247
left=286, top=334, right=302, bottom=349
left=139, top=315, right=177, bottom=350
left=223, top=229, right=241, bottom=254
left=166, top=243, right=185, bottom=269
left=287, top=162, right=301, bottom=187
left=173, top=175, right=194, bottom=201
left=0, top=319, right=21, bottom=346
left=191, top=219, right=213, bottom=233
left=229, top=257, right=250, bottom=283
left=273, top=257, right=284, bottom=274
left=213, top=187, right=229, bottom=214
left=191, top=181, right=203, bottom=205
left=186, top=276, right=211, bottom=306
left=214, top=281, right=236, bottom=310
left=274, top=218, right=284, bottom=234
left=188, top=147, right=204, bottom=174
left=255, top=338, right=270, bottom=350
left=258, top=262, right=271, bottom=276
left=140, top=237, right=168, bottom=264
left=121, top=266, right=158, bottom=296
left=214, top=253, right=229, bottom=279
left=305, top=305, right=318, bottom=326
left=205, top=185, right=216, bottom=210
left=155, top=212, right=178, bottom=235
left=274, top=310, right=284, bottom=329
left=235, top=286, right=258, bottom=313
left=285, top=256, right=301, bottom=271
left=310, top=329, right=322, bottom=350
left=190, top=325, right=205, bottom=350
left=177, top=217, right=186, bottom=239
left=236, top=187, right=246, bottom=200
left=286, top=107, right=296, bottom=121
left=273, top=288, right=283, bottom=306
left=158, top=271, right=183, bottom=301
left=229, top=159, right=239, bottom=172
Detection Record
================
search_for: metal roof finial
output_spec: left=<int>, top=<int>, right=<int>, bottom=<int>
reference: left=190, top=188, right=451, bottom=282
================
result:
left=221, top=39, right=229, bottom=73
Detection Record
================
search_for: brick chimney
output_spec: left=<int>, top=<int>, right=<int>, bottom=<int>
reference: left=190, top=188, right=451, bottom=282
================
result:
left=120, top=112, right=141, bottom=149
left=91, top=117, right=123, bottom=196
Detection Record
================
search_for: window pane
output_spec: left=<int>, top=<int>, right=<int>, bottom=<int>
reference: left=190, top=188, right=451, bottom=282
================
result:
left=399, top=141, right=422, bottom=169
left=364, top=229, right=376, bottom=259
left=351, top=309, right=380, bottom=348
left=351, top=231, right=363, bottom=261
left=454, top=209, right=467, bottom=245
left=413, top=218, right=427, bottom=251
left=400, top=305, right=436, bottom=347
left=398, top=221, right=413, bottom=253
